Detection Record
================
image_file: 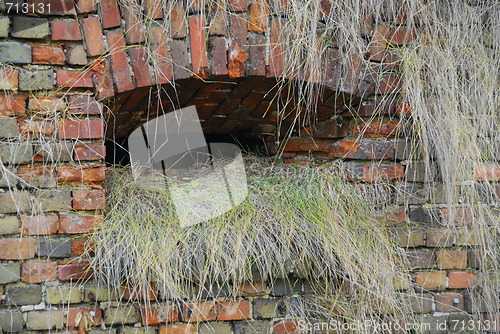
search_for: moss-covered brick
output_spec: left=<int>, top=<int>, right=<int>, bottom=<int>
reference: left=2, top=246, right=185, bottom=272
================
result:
left=0, top=310, right=24, bottom=332
left=11, top=16, right=49, bottom=39
left=0, top=42, right=31, bottom=64
left=4, top=285, right=43, bottom=306
left=19, top=70, right=55, bottom=91
left=0, top=262, right=21, bottom=284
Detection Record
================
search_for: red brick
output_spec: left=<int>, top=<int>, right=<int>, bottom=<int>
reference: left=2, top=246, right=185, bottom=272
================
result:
left=361, top=163, right=404, bottom=182
left=436, top=250, right=468, bottom=270
left=144, top=0, right=163, bottom=19
left=59, top=214, right=102, bottom=234
left=91, top=58, right=114, bottom=100
left=228, top=14, right=247, bottom=78
left=71, top=237, right=89, bottom=256
left=159, top=324, right=194, bottom=334
left=18, top=119, right=55, bottom=137
left=415, top=271, right=447, bottom=290
left=229, top=0, right=247, bottom=11
left=58, top=261, right=93, bottom=280
left=148, top=24, right=172, bottom=84
left=29, top=97, right=65, bottom=112
left=353, top=119, right=400, bottom=137
left=57, top=70, right=93, bottom=88
left=74, top=141, right=105, bottom=161
left=99, top=0, right=121, bottom=29
left=57, top=164, right=105, bottom=185
left=123, top=7, right=145, bottom=44
left=441, top=207, right=473, bottom=226
left=248, top=33, right=266, bottom=76
left=59, top=119, right=104, bottom=139
left=211, top=37, right=228, bottom=76
left=475, top=165, right=500, bottom=182
left=208, top=7, right=227, bottom=36
left=236, top=282, right=269, bottom=297
left=17, top=165, right=56, bottom=187
left=169, top=2, right=186, bottom=38
left=217, top=301, right=250, bottom=321
left=51, top=20, right=82, bottom=40
left=0, top=68, right=18, bottom=90
left=189, top=16, right=209, bottom=78
left=68, top=95, right=102, bottom=115
left=75, top=0, right=96, bottom=13
left=67, top=307, right=102, bottom=329
left=376, top=76, right=401, bottom=94
left=389, top=27, right=417, bottom=45
left=105, top=29, right=135, bottom=92
left=129, top=48, right=153, bottom=88
left=367, top=25, right=390, bottom=61
left=435, top=294, right=464, bottom=312
left=249, top=1, right=269, bottom=33
left=281, top=137, right=332, bottom=152
left=0, top=93, right=27, bottom=116
left=449, top=271, right=478, bottom=289
left=329, top=140, right=395, bottom=160
left=72, top=190, right=105, bottom=210
left=21, top=214, right=59, bottom=235
left=182, top=302, right=217, bottom=322
left=81, top=16, right=106, bottom=57
left=0, top=238, right=36, bottom=260
left=142, top=305, right=178, bottom=325
left=31, top=45, right=65, bottom=65
left=122, top=284, right=158, bottom=301
left=22, top=261, right=57, bottom=283
left=268, top=17, right=284, bottom=77
left=273, top=320, right=300, bottom=334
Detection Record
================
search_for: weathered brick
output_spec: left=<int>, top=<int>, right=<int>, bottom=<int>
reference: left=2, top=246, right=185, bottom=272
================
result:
left=129, top=47, right=153, bottom=87
left=406, top=251, right=436, bottom=269
left=210, top=36, right=228, bottom=76
left=0, top=93, right=27, bottom=116
left=189, top=15, right=209, bottom=78
left=268, top=18, right=284, bottom=77
left=448, top=271, right=478, bottom=289
left=208, top=7, right=227, bottom=36
left=273, top=320, right=300, bottom=334
left=19, top=69, right=54, bottom=91
left=59, top=214, right=102, bottom=233
left=22, top=261, right=58, bottom=283
left=406, top=294, right=433, bottom=314
left=182, top=302, right=217, bottom=322
left=248, top=32, right=266, bottom=76
left=81, top=16, right=106, bottom=57
left=76, top=0, right=97, bottom=13
left=17, top=166, right=57, bottom=188
left=51, top=20, right=82, bottom=40
left=199, top=323, right=232, bottom=334
left=0, top=16, right=9, bottom=37
left=59, top=119, right=104, bottom=139
left=170, top=40, right=191, bottom=79
left=67, top=307, right=102, bottom=328
left=12, top=16, right=49, bottom=39
left=415, top=271, right=447, bottom=291
left=217, top=301, right=250, bottom=321
left=123, top=6, right=145, bottom=44
left=104, top=306, right=141, bottom=325
left=148, top=22, right=172, bottom=84
left=0, top=262, right=21, bottom=284
left=74, top=141, right=105, bottom=160
left=26, top=310, right=64, bottom=330
left=436, top=250, right=468, bottom=270
left=0, top=116, right=19, bottom=138
left=234, top=320, right=271, bottom=334
left=0, top=42, right=32, bottom=64
left=46, top=285, right=83, bottom=304
left=0, top=68, right=19, bottom=90
left=0, top=310, right=24, bottom=332
left=367, top=25, right=390, bottom=61
left=0, top=216, right=19, bottom=234
left=34, top=142, right=73, bottom=162
left=249, top=1, right=268, bottom=33
left=21, top=214, right=59, bottom=235
left=228, top=14, right=247, bottom=78
left=56, top=70, right=93, bottom=88
left=58, top=261, right=93, bottom=280
left=71, top=237, right=89, bottom=256
left=29, top=96, right=66, bottom=112
left=32, top=190, right=72, bottom=211
left=435, top=294, right=464, bottom=312
left=272, top=278, right=302, bottom=296
left=99, top=0, right=121, bottom=28
left=236, top=282, right=269, bottom=297
left=169, top=2, right=186, bottom=38
left=84, top=284, right=117, bottom=302
left=475, top=164, right=500, bottom=182
left=389, top=27, right=417, bottom=45
left=72, top=190, right=105, bottom=210
left=18, top=119, right=56, bottom=137
left=37, top=237, right=72, bottom=258
left=57, top=164, right=105, bottom=184
left=0, top=192, right=32, bottom=214
left=426, top=228, right=454, bottom=247
left=159, top=324, right=194, bottom=334
left=32, top=45, right=65, bottom=65
left=253, top=299, right=286, bottom=319
left=144, top=0, right=163, bottom=19
left=0, top=167, right=17, bottom=187
left=66, top=45, right=88, bottom=65
left=106, top=28, right=135, bottom=92
left=344, top=162, right=404, bottom=182
left=141, top=304, right=178, bottom=325
left=4, top=285, right=42, bottom=306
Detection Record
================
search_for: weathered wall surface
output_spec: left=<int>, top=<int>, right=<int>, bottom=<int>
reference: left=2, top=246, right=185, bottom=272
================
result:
left=0, top=0, right=499, bottom=333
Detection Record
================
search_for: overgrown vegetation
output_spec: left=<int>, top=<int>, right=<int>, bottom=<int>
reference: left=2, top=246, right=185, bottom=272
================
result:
left=90, top=159, right=414, bottom=327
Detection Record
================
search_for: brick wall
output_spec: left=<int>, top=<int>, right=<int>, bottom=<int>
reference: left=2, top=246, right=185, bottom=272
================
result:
left=0, top=0, right=499, bottom=333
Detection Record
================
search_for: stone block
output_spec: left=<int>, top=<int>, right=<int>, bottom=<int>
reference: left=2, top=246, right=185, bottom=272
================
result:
left=84, top=284, right=117, bottom=302
left=0, top=262, right=21, bottom=283
left=252, top=299, right=286, bottom=319
left=19, top=70, right=55, bottom=91
left=11, top=16, right=49, bottom=39
left=0, top=143, right=33, bottom=164
left=0, top=191, right=31, bottom=213
left=0, top=310, right=24, bottom=332
left=4, top=285, right=43, bottom=306
left=46, top=285, right=83, bottom=304
left=0, top=215, right=19, bottom=234
left=26, top=310, right=64, bottom=330
left=0, top=16, right=9, bottom=37
left=104, top=306, right=141, bottom=325
left=37, top=237, right=72, bottom=258
left=0, top=116, right=19, bottom=138
left=32, top=190, right=72, bottom=211
left=0, top=167, right=18, bottom=187
left=0, top=42, right=31, bottom=64
left=199, top=323, right=232, bottom=334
